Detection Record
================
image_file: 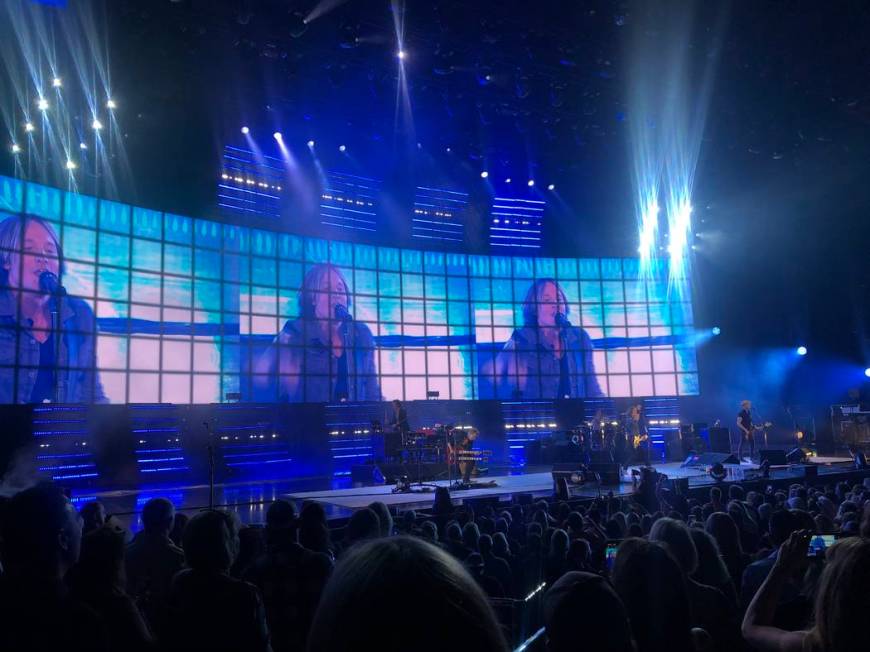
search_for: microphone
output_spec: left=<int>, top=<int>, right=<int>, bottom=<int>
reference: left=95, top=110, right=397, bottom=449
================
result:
left=334, top=304, right=353, bottom=322
left=555, top=312, right=570, bottom=329
left=39, top=271, right=66, bottom=297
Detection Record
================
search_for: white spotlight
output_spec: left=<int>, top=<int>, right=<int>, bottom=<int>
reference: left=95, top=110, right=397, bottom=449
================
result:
left=547, top=183, right=555, bottom=191
left=52, top=77, right=62, bottom=88
left=37, top=98, right=49, bottom=111
left=79, top=142, right=88, bottom=150
left=339, top=144, right=346, bottom=152
left=25, top=122, right=35, bottom=133
left=307, top=140, right=315, bottom=148
left=241, top=126, right=250, bottom=135
left=91, top=118, right=103, bottom=130
left=65, top=159, right=77, bottom=170
left=273, top=132, right=283, bottom=141
left=397, top=50, right=407, bottom=60
left=480, top=171, right=489, bottom=179
left=106, top=98, right=117, bottom=109
left=527, top=179, right=535, bottom=187
left=11, top=144, right=21, bottom=154
left=505, top=177, right=512, bottom=183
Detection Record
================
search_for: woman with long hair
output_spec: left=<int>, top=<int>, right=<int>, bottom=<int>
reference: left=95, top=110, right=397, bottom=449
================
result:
left=705, top=512, right=750, bottom=593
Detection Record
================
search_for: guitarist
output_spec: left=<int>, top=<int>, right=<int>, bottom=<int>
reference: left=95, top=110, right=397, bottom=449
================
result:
left=449, top=428, right=479, bottom=484
left=737, top=400, right=755, bottom=462
left=629, top=404, right=650, bottom=464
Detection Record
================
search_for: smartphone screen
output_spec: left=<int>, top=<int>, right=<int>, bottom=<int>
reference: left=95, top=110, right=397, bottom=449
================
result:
left=807, top=534, right=836, bottom=557
left=605, top=542, right=619, bottom=570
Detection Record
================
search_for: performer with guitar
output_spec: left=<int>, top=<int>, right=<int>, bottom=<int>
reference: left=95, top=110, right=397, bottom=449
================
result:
left=737, top=400, right=755, bottom=462
left=447, top=427, right=479, bottom=484
left=384, top=399, right=410, bottom=461
left=629, top=403, right=650, bottom=465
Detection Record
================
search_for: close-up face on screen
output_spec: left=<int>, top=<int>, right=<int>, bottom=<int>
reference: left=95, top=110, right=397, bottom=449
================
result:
left=0, top=177, right=698, bottom=404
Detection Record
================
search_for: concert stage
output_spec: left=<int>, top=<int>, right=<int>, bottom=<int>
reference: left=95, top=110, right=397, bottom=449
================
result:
left=284, top=457, right=856, bottom=512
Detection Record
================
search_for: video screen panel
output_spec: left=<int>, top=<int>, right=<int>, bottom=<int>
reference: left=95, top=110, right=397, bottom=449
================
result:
left=0, top=176, right=698, bottom=404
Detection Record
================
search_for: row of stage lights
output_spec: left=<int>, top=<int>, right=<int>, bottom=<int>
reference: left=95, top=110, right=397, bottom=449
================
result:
left=241, top=126, right=557, bottom=191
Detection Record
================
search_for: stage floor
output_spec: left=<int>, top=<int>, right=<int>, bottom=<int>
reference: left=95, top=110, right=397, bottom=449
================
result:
left=76, top=456, right=857, bottom=529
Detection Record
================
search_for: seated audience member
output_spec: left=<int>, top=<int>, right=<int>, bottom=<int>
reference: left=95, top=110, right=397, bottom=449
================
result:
left=544, top=528, right=570, bottom=586
left=743, top=533, right=870, bottom=652
left=342, top=507, right=381, bottom=549
left=543, top=571, right=635, bottom=652
left=478, top=534, right=513, bottom=597
left=168, top=512, right=188, bottom=548
left=165, top=510, right=270, bottom=652
left=706, top=512, right=750, bottom=592
left=432, top=486, right=454, bottom=516
left=650, top=518, right=742, bottom=651
left=740, top=509, right=800, bottom=609
left=464, top=552, right=505, bottom=598
left=307, top=536, right=508, bottom=652
left=298, top=501, right=333, bottom=558
left=463, top=521, right=481, bottom=553
left=80, top=500, right=108, bottom=535
left=612, top=538, right=708, bottom=652
left=0, top=484, right=109, bottom=651
left=68, top=525, right=153, bottom=651
left=245, top=500, right=332, bottom=652
left=689, top=527, right=738, bottom=609
left=231, top=526, right=266, bottom=579
left=125, top=497, right=185, bottom=638
left=367, top=501, right=394, bottom=537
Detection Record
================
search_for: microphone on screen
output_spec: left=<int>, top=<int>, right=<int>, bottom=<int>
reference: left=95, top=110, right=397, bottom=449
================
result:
left=334, top=304, right=353, bottom=322
left=555, top=312, right=571, bottom=329
left=39, top=271, right=66, bottom=297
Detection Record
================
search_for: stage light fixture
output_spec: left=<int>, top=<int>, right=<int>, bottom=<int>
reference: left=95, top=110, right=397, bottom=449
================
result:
left=505, top=177, right=512, bottom=183
left=797, top=346, right=807, bottom=356
left=480, top=171, right=489, bottom=179
left=65, top=159, right=77, bottom=170
left=397, top=50, right=406, bottom=60
left=273, top=131, right=283, bottom=141
left=91, top=118, right=103, bottom=130
left=307, top=140, right=315, bottom=148
left=547, top=183, right=555, bottom=191
left=241, top=126, right=250, bottom=135
left=339, top=144, right=346, bottom=152
left=712, top=326, right=721, bottom=336
left=527, top=179, right=535, bottom=187
left=11, top=144, right=21, bottom=154
left=106, top=98, right=117, bottom=109
left=52, top=77, right=62, bottom=88
left=79, top=142, right=87, bottom=150
left=864, top=367, right=870, bottom=378
left=25, top=122, right=35, bottom=133
left=37, top=98, right=49, bottom=111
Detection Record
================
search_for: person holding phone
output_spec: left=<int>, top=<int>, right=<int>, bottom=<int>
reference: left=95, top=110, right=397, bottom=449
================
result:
left=743, top=532, right=870, bottom=652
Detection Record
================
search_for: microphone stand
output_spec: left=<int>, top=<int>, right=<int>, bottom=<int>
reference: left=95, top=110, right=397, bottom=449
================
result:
left=204, top=419, right=216, bottom=510
left=50, top=296, right=61, bottom=403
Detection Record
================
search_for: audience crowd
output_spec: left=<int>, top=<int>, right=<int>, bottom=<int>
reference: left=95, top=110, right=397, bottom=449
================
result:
left=2, top=469, right=870, bottom=651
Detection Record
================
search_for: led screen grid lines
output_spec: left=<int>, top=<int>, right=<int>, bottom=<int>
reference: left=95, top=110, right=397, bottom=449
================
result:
left=0, top=175, right=699, bottom=404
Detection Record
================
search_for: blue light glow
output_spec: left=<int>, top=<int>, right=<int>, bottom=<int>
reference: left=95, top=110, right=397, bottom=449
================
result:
left=797, top=346, right=807, bottom=356
left=712, top=326, right=721, bottom=336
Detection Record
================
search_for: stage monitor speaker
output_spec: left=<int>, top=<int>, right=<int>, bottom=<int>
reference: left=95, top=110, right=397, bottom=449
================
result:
left=588, top=462, right=621, bottom=485
left=759, top=449, right=788, bottom=466
left=683, top=452, right=739, bottom=467
left=786, top=447, right=807, bottom=464
left=708, top=427, right=731, bottom=453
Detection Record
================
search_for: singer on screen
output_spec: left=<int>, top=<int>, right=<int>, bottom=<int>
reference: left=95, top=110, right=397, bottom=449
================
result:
left=494, top=278, right=603, bottom=399
left=0, top=215, right=106, bottom=403
left=253, top=263, right=381, bottom=402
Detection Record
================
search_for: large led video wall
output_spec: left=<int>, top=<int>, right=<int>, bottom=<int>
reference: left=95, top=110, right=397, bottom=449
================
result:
left=0, top=175, right=698, bottom=404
